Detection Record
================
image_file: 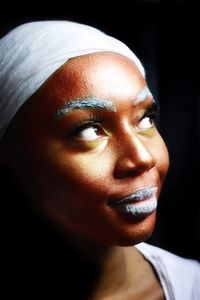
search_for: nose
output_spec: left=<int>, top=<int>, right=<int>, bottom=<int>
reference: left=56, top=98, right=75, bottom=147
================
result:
left=114, top=132, right=156, bottom=179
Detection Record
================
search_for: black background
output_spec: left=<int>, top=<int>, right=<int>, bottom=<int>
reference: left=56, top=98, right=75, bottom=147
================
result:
left=1, top=0, right=199, bottom=261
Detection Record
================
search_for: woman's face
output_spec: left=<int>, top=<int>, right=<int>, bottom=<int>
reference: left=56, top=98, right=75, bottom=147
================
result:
left=6, top=52, right=169, bottom=246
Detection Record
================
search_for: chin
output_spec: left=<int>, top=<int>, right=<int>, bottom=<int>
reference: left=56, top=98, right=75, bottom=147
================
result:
left=113, top=212, right=157, bottom=247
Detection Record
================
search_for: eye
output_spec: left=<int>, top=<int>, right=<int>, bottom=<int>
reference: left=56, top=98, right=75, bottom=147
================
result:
left=70, top=115, right=108, bottom=142
left=137, top=105, right=158, bottom=131
left=75, top=124, right=105, bottom=141
left=138, top=115, right=155, bottom=130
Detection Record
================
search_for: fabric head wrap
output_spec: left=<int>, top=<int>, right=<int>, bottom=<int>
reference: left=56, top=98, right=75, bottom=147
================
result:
left=0, top=20, right=145, bottom=139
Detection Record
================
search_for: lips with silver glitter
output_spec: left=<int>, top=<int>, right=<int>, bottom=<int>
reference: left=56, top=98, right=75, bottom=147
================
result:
left=111, top=186, right=158, bottom=217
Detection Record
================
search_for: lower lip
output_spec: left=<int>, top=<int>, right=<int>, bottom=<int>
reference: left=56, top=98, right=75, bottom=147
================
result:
left=115, top=197, right=157, bottom=218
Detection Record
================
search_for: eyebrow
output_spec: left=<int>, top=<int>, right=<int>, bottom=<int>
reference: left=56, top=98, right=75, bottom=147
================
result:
left=54, top=97, right=116, bottom=119
left=134, top=87, right=154, bottom=105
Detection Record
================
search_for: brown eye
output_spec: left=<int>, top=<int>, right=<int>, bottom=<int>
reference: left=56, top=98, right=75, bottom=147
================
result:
left=75, top=124, right=106, bottom=141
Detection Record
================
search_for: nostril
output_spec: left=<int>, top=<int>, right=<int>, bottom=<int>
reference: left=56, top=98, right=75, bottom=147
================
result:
left=120, top=169, right=138, bottom=179
left=114, top=162, right=154, bottom=179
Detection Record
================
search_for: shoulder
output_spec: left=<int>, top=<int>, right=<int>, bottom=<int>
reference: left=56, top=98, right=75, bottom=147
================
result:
left=135, top=242, right=200, bottom=273
left=135, top=242, right=200, bottom=300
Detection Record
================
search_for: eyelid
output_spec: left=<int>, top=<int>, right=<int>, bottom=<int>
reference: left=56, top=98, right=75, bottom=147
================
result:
left=136, top=101, right=158, bottom=120
left=142, top=102, right=159, bottom=117
left=142, top=107, right=158, bottom=120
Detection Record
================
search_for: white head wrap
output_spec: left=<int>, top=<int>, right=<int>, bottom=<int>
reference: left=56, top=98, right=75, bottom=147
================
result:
left=0, top=20, right=145, bottom=139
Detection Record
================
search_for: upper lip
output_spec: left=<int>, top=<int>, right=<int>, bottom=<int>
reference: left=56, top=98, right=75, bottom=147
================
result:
left=109, top=186, right=158, bottom=206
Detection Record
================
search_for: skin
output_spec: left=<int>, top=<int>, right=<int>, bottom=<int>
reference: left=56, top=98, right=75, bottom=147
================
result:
left=2, top=51, right=169, bottom=299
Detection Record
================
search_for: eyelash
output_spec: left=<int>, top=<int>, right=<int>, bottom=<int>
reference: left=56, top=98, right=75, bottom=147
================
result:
left=140, top=102, right=160, bottom=121
left=141, top=105, right=159, bottom=123
left=70, top=115, right=104, bottom=136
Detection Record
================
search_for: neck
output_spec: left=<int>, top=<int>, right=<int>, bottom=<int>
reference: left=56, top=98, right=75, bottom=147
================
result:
left=90, top=246, right=142, bottom=299
left=57, top=231, right=141, bottom=298
left=36, top=221, right=143, bottom=298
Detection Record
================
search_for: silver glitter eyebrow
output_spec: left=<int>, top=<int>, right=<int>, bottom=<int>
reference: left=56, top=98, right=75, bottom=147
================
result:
left=54, top=97, right=116, bottom=119
left=134, top=87, right=154, bottom=105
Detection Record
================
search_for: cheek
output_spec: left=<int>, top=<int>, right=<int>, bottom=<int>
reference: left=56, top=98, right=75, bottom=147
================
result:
left=48, top=149, right=115, bottom=197
left=42, top=151, right=116, bottom=229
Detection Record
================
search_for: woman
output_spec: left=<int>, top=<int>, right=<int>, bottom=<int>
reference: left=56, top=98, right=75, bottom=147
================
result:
left=0, top=20, right=199, bottom=299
